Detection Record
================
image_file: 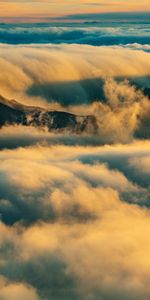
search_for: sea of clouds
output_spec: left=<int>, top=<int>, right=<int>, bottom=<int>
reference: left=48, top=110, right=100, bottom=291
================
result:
left=0, top=23, right=150, bottom=300
left=1, top=141, right=150, bottom=300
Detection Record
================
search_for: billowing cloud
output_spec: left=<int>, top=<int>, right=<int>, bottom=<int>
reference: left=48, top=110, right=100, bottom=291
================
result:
left=0, top=44, right=150, bottom=145
left=1, top=76, right=150, bottom=144
left=0, top=277, right=39, bottom=300
left=0, top=141, right=150, bottom=299
left=0, top=43, right=150, bottom=107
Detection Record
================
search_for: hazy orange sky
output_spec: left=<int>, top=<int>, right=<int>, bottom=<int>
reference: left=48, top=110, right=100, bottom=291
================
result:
left=0, top=0, right=150, bottom=21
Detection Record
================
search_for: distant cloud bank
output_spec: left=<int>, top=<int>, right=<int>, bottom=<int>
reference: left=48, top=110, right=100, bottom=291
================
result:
left=0, top=22, right=150, bottom=45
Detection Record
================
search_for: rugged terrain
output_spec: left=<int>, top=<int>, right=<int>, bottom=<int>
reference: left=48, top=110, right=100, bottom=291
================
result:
left=0, top=95, right=98, bottom=133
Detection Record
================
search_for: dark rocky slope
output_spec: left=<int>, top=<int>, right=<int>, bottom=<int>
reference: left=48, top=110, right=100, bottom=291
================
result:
left=0, top=95, right=98, bottom=133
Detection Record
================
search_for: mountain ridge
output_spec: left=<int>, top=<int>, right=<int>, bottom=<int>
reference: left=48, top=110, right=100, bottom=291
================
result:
left=0, top=95, right=98, bottom=133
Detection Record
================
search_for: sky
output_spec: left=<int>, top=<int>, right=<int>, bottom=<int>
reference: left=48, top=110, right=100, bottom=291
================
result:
left=0, top=0, right=150, bottom=22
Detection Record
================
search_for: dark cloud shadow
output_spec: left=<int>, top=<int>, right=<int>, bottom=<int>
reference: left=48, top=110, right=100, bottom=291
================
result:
left=26, top=76, right=150, bottom=106
left=27, top=77, right=105, bottom=106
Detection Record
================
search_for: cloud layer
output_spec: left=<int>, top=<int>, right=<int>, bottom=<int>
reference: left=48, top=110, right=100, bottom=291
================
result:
left=0, top=20, right=150, bottom=300
left=0, top=141, right=150, bottom=299
left=1, top=23, right=150, bottom=45
left=0, top=43, right=150, bottom=107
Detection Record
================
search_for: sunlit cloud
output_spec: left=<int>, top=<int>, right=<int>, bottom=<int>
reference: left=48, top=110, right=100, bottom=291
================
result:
left=0, top=140, right=150, bottom=299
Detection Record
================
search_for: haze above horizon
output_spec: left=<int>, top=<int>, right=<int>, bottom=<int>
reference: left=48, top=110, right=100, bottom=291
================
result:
left=0, top=0, right=150, bottom=23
